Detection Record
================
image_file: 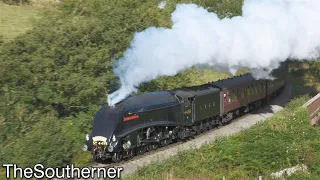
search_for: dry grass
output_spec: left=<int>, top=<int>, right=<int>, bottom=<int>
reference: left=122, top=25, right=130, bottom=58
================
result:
left=0, top=0, right=59, bottom=42
left=0, top=2, right=40, bottom=42
left=29, top=0, right=59, bottom=9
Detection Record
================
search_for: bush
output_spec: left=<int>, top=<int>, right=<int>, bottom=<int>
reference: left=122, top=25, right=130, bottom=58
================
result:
left=0, top=0, right=250, bottom=170
left=0, top=109, right=95, bottom=169
left=1, top=0, right=30, bottom=5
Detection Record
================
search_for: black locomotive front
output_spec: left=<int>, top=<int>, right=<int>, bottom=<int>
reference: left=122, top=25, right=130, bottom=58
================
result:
left=84, top=104, right=124, bottom=161
left=85, top=91, right=182, bottom=162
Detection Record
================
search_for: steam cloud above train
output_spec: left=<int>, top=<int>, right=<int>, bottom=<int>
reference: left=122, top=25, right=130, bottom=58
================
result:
left=108, top=0, right=320, bottom=106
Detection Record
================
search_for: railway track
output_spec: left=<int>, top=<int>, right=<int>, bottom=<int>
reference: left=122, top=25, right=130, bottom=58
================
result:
left=62, top=84, right=292, bottom=180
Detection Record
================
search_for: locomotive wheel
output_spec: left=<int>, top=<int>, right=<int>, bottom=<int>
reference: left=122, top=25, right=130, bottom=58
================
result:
left=205, top=121, right=212, bottom=130
left=146, top=143, right=159, bottom=151
left=199, top=123, right=204, bottom=132
left=192, top=125, right=200, bottom=135
left=128, top=149, right=135, bottom=159
left=151, top=144, right=159, bottom=150
left=112, top=153, right=122, bottom=163
left=161, top=138, right=172, bottom=146
left=137, top=146, right=146, bottom=155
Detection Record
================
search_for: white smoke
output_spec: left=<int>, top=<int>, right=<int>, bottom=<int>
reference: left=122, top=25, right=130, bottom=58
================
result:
left=108, top=0, right=320, bottom=106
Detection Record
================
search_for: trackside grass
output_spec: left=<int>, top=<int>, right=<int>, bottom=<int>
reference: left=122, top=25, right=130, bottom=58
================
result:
left=126, top=96, right=320, bottom=180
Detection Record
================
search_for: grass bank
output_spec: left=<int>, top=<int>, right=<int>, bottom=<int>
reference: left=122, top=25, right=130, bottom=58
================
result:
left=0, top=0, right=57, bottom=42
left=126, top=96, right=320, bottom=180
left=0, top=2, right=40, bottom=42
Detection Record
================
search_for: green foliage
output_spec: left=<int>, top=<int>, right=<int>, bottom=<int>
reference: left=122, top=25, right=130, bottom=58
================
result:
left=0, top=35, right=4, bottom=45
left=126, top=97, right=320, bottom=179
left=288, top=172, right=320, bottom=180
left=0, top=106, right=98, bottom=168
left=1, top=0, right=30, bottom=5
left=1, top=114, right=70, bottom=167
left=0, top=0, right=241, bottom=149
left=288, top=60, right=320, bottom=97
left=9, top=0, right=318, bottom=174
left=0, top=0, right=319, bottom=178
left=139, top=69, right=231, bottom=93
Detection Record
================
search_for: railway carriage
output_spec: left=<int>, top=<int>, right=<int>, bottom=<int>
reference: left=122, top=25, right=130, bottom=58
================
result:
left=210, top=74, right=267, bottom=122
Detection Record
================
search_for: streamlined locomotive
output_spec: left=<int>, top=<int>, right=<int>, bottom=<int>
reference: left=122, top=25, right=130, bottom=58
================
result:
left=85, top=62, right=288, bottom=162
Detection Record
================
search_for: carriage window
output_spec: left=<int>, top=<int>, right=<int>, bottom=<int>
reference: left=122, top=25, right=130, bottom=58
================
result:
left=241, top=88, right=244, bottom=98
left=229, top=90, right=234, bottom=102
left=209, top=103, right=211, bottom=108
left=231, top=91, right=235, bottom=102
left=247, top=86, right=251, bottom=95
left=204, top=104, right=206, bottom=109
left=213, top=102, right=215, bottom=107
left=200, top=106, right=202, bottom=110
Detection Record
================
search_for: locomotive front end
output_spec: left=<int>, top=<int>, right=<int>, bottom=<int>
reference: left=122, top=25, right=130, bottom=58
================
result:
left=85, top=104, right=122, bottom=162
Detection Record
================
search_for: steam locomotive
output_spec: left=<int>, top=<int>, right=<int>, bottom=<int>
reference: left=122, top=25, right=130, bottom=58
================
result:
left=84, top=62, right=288, bottom=162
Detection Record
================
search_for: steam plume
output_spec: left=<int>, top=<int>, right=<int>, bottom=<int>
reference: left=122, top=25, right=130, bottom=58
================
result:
left=108, top=0, right=320, bottom=105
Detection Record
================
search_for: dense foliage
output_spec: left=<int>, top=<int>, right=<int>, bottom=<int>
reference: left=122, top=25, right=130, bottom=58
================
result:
left=1, top=1, right=318, bottom=178
left=1, top=0, right=30, bottom=5
left=0, top=0, right=244, bottom=172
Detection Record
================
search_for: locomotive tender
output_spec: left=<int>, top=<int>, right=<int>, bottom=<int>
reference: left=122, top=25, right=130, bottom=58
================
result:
left=85, top=62, right=288, bottom=162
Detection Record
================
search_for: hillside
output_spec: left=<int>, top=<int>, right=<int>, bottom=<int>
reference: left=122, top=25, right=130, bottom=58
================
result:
left=0, top=0, right=319, bottom=179
left=289, top=61, right=320, bottom=97
left=0, top=0, right=244, bottom=176
left=0, top=1, right=53, bottom=42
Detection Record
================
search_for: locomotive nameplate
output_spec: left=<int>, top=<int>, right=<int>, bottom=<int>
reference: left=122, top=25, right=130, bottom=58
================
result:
left=123, top=115, right=139, bottom=121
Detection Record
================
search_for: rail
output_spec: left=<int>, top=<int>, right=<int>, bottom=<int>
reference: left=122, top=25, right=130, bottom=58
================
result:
left=303, top=93, right=320, bottom=126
